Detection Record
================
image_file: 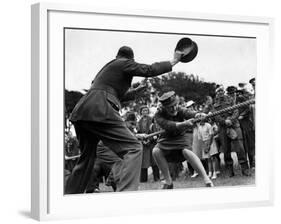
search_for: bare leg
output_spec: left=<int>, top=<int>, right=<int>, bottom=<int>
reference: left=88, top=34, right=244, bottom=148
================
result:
left=182, top=149, right=213, bottom=185
left=211, top=156, right=217, bottom=179
left=207, top=158, right=212, bottom=177
left=152, top=147, right=172, bottom=185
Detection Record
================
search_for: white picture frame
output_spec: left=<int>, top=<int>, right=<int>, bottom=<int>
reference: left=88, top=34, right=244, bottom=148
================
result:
left=31, top=2, right=274, bottom=221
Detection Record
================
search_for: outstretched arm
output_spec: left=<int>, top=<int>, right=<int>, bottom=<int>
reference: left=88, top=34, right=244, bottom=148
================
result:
left=123, top=51, right=184, bottom=78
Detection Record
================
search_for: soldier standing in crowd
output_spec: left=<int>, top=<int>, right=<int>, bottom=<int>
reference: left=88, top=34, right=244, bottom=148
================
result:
left=236, top=89, right=255, bottom=169
left=152, top=91, right=213, bottom=189
left=249, top=77, right=256, bottom=129
left=249, top=77, right=255, bottom=94
left=213, top=86, right=250, bottom=177
left=65, top=44, right=191, bottom=193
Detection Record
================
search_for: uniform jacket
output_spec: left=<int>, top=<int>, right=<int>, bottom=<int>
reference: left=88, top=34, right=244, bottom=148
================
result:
left=213, top=95, right=240, bottom=128
left=70, top=58, right=172, bottom=123
left=236, top=94, right=251, bottom=120
left=155, top=106, right=196, bottom=140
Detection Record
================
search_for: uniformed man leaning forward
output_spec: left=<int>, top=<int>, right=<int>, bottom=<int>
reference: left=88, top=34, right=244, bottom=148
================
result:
left=152, top=91, right=214, bottom=189
left=213, top=86, right=250, bottom=177
left=65, top=45, right=194, bottom=194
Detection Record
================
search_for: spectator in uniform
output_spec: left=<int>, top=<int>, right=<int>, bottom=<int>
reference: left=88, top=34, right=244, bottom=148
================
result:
left=249, top=77, right=256, bottom=129
left=236, top=89, right=255, bottom=169
left=213, top=86, right=250, bottom=177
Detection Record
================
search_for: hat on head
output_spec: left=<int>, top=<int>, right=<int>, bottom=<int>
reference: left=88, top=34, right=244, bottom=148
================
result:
left=116, top=46, right=134, bottom=59
left=186, top=100, right=195, bottom=108
left=195, top=112, right=206, bottom=119
left=238, top=83, right=249, bottom=92
left=175, top=37, right=198, bottom=63
left=159, top=91, right=179, bottom=107
left=139, top=105, right=149, bottom=114
left=238, top=82, right=247, bottom=88
left=249, top=77, right=255, bottom=84
left=215, top=85, right=224, bottom=93
left=226, top=86, right=237, bottom=94
left=125, top=111, right=137, bottom=122
left=236, top=89, right=244, bottom=95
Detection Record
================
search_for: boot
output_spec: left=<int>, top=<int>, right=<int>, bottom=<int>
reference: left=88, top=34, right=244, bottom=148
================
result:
left=241, top=162, right=251, bottom=176
left=140, top=168, right=148, bottom=182
left=226, top=165, right=235, bottom=177
left=162, top=183, right=173, bottom=189
left=152, top=165, right=160, bottom=182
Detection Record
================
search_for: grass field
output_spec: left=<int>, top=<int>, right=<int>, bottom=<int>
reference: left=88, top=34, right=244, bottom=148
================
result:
left=97, top=167, right=255, bottom=193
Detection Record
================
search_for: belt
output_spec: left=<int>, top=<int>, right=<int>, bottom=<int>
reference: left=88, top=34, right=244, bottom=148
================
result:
left=90, top=85, right=119, bottom=98
left=90, top=85, right=121, bottom=111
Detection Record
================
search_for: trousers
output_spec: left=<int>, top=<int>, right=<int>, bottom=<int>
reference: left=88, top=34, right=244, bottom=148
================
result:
left=65, top=120, right=142, bottom=194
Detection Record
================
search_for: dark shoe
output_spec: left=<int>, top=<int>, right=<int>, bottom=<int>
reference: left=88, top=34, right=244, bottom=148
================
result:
left=226, top=166, right=235, bottom=177
left=229, top=170, right=235, bottom=177
left=153, top=177, right=160, bottom=182
left=94, top=187, right=100, bottom=193
left=205, top=181, right=214, bottom=187
left=111, top=183, right=117, bottom=192
left=242, top=169, right=251, bottom=176
left=162, top=183, right=173, bottom=189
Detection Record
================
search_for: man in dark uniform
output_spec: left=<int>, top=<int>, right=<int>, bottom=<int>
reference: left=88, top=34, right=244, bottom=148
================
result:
left=66, top=46, right=187, bottom=193
left=236, top=89, right=255, bottom=169
left=249, top=77, right=256, bottom=129
left=152, top=91, right=213, bottom=189
left=213, top=86, right=250, bottom=177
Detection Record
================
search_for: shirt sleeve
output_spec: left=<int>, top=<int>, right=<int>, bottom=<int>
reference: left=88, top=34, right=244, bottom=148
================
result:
left=154, top=111, right=177, bottom=132
left=228, top=108, right=239, bottom=123
left=180, top=107, right=196, bottom=119
left=123, top=59, right=172, bottom=78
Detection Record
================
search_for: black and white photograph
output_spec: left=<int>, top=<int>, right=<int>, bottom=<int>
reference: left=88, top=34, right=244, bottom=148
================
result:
left=64, top=28, right=256, bottom=194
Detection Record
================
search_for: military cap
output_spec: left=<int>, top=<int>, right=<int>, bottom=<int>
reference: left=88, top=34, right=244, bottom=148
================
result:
left=249, top=77, right=255, bottom=84
left=236, top=89, right=244, bottom=95
left=226, top=86, right=237, bottom=94
left=159, top=91, right=179, bottom=107
left=215, top=85, right=224, bottom=93
left=175, top=37, right=198, bottom=63
left=238, top=83, right=247, bottom=88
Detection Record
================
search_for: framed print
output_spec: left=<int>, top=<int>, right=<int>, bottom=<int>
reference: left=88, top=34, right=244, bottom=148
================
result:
left=31, top=2, right=274, bottom=221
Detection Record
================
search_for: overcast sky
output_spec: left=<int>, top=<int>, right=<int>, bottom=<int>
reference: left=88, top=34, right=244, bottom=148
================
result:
left=65, top=29, right=256, bottom=92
